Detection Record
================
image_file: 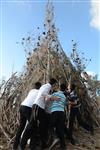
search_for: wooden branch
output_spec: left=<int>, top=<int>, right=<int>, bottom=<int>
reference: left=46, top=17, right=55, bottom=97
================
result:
left=0, top=123, right=11, bottom=141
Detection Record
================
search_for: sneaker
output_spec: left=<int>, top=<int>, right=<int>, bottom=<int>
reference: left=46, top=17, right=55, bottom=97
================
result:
left=48, top=138, right=60, bottom=150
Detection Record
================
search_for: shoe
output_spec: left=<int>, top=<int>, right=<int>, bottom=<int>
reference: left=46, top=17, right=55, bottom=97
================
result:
left=90, top=127, right=94, bottom=135
left=12, top=147, right=17, bottom=150
left=70, top=138, right=75, bottom=145
left=12, top=145, right=17, bottom=150
left=41, top=143, right=48, bottom=150
left=18, top=145, right=23, bottom=150
left=48, top=138, right=60, bottom=150
left=60, top=146, right=66, bottom=150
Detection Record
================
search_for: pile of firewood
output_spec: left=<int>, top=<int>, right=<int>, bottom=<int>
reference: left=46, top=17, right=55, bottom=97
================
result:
left=0, top=1, right=100, bottom=149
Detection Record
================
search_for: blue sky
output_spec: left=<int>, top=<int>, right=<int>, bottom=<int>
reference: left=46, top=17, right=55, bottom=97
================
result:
left=0, top=0, right=100, bottom=80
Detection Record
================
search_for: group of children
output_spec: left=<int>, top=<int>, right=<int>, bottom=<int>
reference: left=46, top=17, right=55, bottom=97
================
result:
left=13, top=78, right=93, bottom=150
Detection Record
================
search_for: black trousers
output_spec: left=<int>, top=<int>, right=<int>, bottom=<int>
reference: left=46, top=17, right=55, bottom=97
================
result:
left=37, top=106, right=49, bottom=149
left=20, top=105, right=40, bottom=150
left=13, top=105, right=32, bottom=149
left=20, top=105, right=50, bottom=150
left=51, top=111, right=66, bottom=148
left=69, top=107, right=92, bottom=138
left=20, top=117, right=39, bottom=150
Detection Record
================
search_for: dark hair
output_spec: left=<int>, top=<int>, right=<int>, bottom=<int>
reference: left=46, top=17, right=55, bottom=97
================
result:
left=70, top=83, right=76, bottom=91
left=60, top=83, right=67, bottom=91
left=49, top=78, right=57, bottom=85
left=35, top=82, right=41, bottom=89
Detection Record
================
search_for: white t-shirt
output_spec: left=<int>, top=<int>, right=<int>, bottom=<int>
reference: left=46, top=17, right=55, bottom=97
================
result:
left=21, top=89, right=39, bottom=108
left=33, top=83, right=51, bottom=109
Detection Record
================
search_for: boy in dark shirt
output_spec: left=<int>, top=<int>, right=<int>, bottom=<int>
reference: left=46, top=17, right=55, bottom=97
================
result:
left=68, top=83, right=93, bottom=145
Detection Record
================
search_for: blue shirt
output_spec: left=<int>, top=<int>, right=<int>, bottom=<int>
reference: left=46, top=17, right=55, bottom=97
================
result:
left=50, top=91, right=67, bottom=113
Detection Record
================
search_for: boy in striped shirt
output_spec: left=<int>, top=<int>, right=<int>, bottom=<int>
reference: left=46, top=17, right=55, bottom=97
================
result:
left=50, top=83, right=68, bottom=150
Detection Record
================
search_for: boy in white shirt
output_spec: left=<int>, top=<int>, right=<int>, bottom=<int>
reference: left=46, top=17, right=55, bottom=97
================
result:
left=13, top=82, right=41, bottom=150
left=33, top=78, right=58, bottom=149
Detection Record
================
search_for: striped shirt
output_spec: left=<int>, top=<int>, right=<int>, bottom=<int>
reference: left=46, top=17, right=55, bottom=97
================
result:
left=50, top=91, right=67, bottom=113
left=69, top=90, right=81, bottom=108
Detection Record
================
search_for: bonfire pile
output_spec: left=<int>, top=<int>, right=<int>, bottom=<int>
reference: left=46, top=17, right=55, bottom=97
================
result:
left=0, top=1, right=100, bottom=149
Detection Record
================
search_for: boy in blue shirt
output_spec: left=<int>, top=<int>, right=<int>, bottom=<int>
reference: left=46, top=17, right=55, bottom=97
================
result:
left=50, top=83, right=67, bottom=150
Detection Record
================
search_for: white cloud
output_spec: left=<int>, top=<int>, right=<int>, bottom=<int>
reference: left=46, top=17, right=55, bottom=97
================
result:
left=86, top=71, right=96, bottom=76
left=86, top=71, right=100, bottom=80
left=16, top=0, right=32, bottom=11
left=90, top=0, right=100, bottom=31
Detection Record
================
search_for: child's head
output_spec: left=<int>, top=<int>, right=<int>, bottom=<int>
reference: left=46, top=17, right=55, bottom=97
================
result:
left=68, top=83, right=76, bottom=92
left=60, top=83, right=67, bottom=91
left=70, top=83, right=76, bottom=91
left=49, top=78, right=58, bottom=85
left=35, top=82, right=41, bottom=89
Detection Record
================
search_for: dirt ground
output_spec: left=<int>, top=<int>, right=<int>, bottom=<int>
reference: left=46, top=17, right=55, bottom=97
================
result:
left=0, top=127, right=100, bottom=150
left=67, top=128, right=100, bottom=150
